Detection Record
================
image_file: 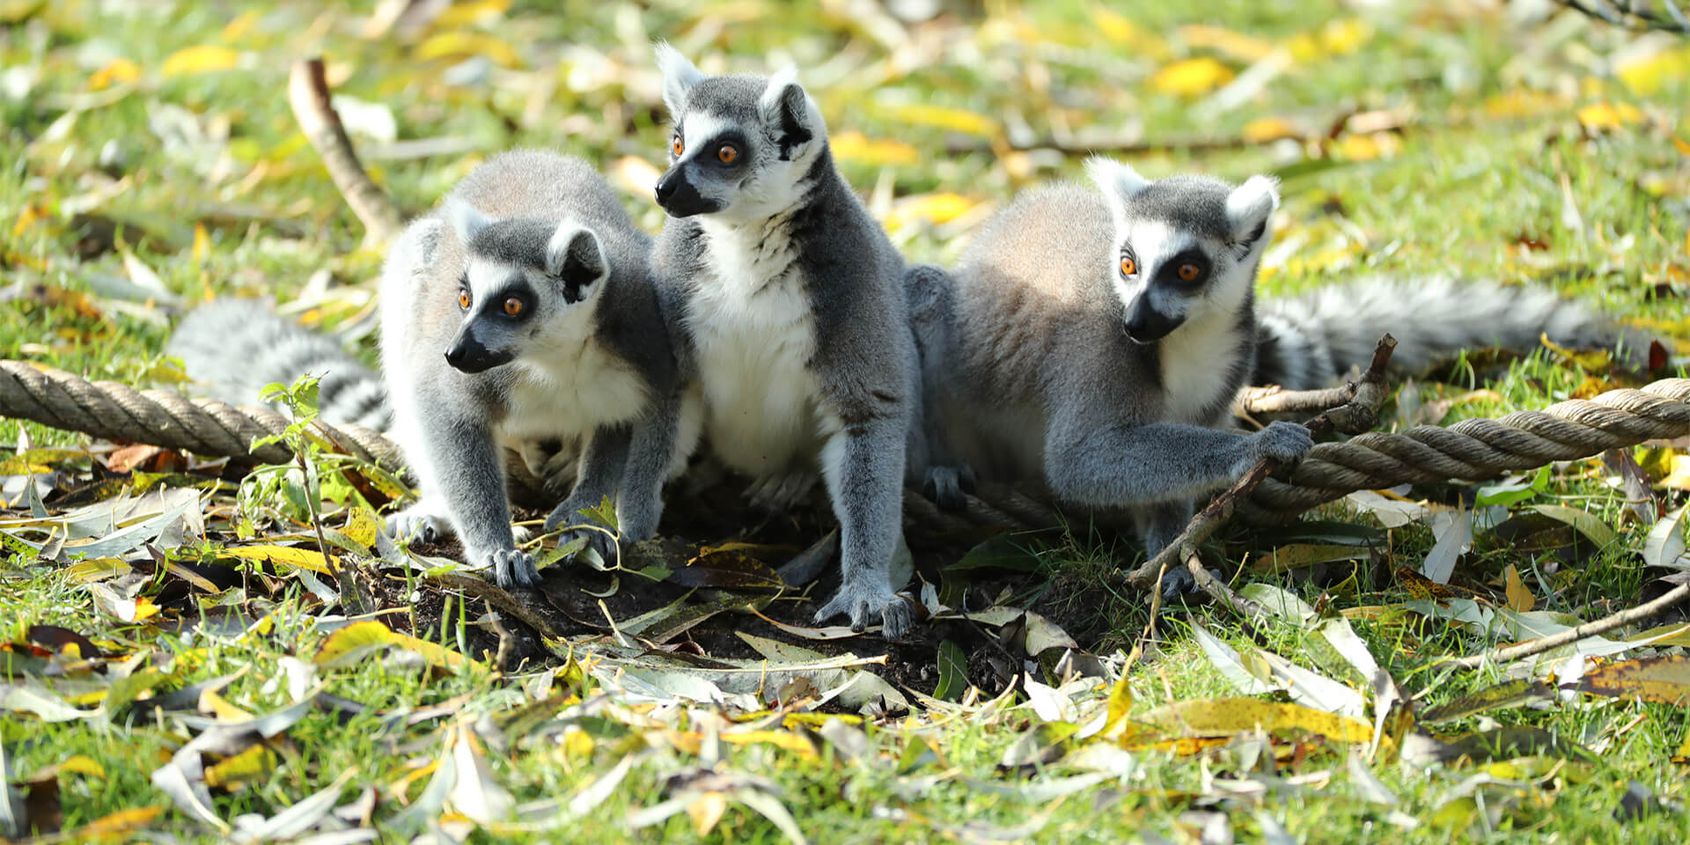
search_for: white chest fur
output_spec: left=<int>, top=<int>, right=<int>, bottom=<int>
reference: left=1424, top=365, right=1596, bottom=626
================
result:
left=1158, top=313, right=1242, bottom=425
left=496, top=328, right=649, bottom=448
left=688, top=217, right=827, bottom=475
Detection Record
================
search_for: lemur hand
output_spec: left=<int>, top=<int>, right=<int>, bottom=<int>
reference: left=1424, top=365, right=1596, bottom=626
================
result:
left=1251, top=421, right=1314, bottom=466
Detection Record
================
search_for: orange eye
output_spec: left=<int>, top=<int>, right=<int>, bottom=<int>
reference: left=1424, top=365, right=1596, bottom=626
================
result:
left=1177, top=262, right=1201, bottom=282
left=457, top=290, right=471, bottom=310
left=503, top=297, right=524, bottom=317
left=717, top=144, right=738, bottom=164
left=1120, top=256, right=1137, bottom=276
left=671, top=135, right=684, bottom=156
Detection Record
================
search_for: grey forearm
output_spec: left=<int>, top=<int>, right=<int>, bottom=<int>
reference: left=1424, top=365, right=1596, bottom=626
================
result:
left=431, top=414, right=514, bottom=555
left=615, top=393, right=683, bottom=540
left=830, top=416, right=907, bottom=584
left=1046, top=421, right=1254, bottom=506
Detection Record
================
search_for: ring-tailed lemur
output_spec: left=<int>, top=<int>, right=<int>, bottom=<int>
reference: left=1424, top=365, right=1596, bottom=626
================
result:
left=649, top=45, right=920, bottom=637
left=173, top=151, right=695, bottom=589
left=911, top=157, right=1654, bottom=593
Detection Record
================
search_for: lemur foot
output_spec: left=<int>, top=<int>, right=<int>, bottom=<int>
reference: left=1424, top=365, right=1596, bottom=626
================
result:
left=814, top=580, right=913, bottom=639
left=922, top=464, right=976, bottom=511
left=486, top=547, right=539, bottom=590
left=1159, top=566, right=1197, bottom=599
left=746, top=471, right=817, bottom=513
left=1252, top=421, right=1314, bottom=465
left=561, top=528, right=618, bottom=569
left=388, top=502, right=453, bottom=545
left=520, top=438, right=579, bottom=495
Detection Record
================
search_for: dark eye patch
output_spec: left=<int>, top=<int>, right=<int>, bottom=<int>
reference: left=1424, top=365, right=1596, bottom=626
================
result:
left=476, top=278, right=537, bottom=320
left=1155, top=248, right=1212, bottom=287
left=697, top=130, right=751, bottom=168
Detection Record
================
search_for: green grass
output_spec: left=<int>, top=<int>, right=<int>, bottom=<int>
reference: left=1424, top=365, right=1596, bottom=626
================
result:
left=4, top=0, right=1690, bottom=842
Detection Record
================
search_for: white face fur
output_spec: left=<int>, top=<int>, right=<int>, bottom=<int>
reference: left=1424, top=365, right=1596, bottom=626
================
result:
left=1085, top=157, right=1279, bottom=342
left=441, top=200, right=610, bottom=371
left=653, top=44, right=828, bottom=223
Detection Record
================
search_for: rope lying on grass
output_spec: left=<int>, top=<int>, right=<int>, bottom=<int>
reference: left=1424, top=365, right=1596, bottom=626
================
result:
left=3, top=359, right=1689, bottom=529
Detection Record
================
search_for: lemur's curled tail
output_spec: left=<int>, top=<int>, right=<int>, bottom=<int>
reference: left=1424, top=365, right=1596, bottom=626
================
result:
left=1253, top=276, right=1655, bottom=390
left=166, top=299, right=391, bottom=431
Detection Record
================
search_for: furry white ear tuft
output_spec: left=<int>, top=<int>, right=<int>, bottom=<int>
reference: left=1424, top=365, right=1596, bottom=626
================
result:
left=1225, top=174, right=1279, bottom=242
left=545, top=222, right=607, bottom=287
left=1085, top=157, right=1150, bottom=226
left=444, top=199, right=491, bottom=245
left=756, top=66, right=819, bottom=159
left=654, top=41, right=704, bottom=116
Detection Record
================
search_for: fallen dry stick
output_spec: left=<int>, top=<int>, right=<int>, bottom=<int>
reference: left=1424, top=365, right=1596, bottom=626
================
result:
left=288, top=57, right=404, bottom=245
left=1120, top=334, right=1399, bottom=610
left=1443, top=581, right=1690, bottom=670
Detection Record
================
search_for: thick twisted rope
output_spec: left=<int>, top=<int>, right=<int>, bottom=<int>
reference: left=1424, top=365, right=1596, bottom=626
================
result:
left=4, top=360, right=1688, bottom=529
left=0, top=361, right=406, bottom=475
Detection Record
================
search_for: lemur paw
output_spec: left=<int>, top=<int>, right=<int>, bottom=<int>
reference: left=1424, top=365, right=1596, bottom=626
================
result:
left=488, top=547, right=540, bottom=590
left=1253, top=421, right=1314, bottom=465
left=562, top=528, right=619, bottom=569
left=813, top=581, right=914, bottom=639
left=520, top=439, right=578, bottom=495
left=388, top=503, right=453, bottom=545
left=746, top=472, right=817, bottom=513
left=1159, top=566, right=1197, bottom=599
left=923, top=465, right=976, bottom=512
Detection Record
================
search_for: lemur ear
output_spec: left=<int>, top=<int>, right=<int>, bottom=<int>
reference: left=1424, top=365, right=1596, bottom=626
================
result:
left=1085, top=157, right=1150, bottom=226
left=654, top=42, right=704, bottom=117
left=401, top=217, right=444, bottom=268
left=545, top=223, right=608, bottom=301
left=444, top=199, right=491, bottom=246
left=1225, top=175, right=1279, bottom=247
left=758, top=67, right=818, bottom=161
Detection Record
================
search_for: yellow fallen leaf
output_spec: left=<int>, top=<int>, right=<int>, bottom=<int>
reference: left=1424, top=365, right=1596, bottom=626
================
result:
left=1319, top=19, right=1372, bottom=55
left=1616, top=46, right=1690, bottom=96
left=1332, top=131, right=1399, bottom=161
left=1242, top=116, right=1300, bottom=144
left=1577, top=101, right=1643, bottom=132
left=417, top=30, right=522, bottom=68
left=1503, top=564, right=1535, bottom=612
left=1483, top=89, right=1568, bottom=119
left=688, top=792, right=728, bottom=836
left=1091, top=6, right=1142, bottom=47
left=204, top=744, right=276, bottom=791
left=883, top=104, right=999, bottom=137
left=70, top=806, right=164, bottom=838
left=58, top=755, right=106, bottom=779
left=342, top=506, right=381, bottom=550
left=831, top=131, right=920, bottom=166
left=223, top=544, right=336, bottom=574
left=1151, top=57, right=1235, bottom=97
left=720, top=729, right=819, bottom=758
left=1579, top=655, right=1690, bottom=704
left=1661, top=454, right=1690, bottom=491
left=885, top=193, right=978, bottom=232
left=315, top=619, right=482, bottom=673
left=1179, top=25, right=1274, bottom=62
left=161, top=44, right=241, bottom=78
left=89, top=57, right=141, bottom=90
left=1128, top=697, right=1378, bottom=748
left=220, top=10, right=259, bottom=42
left=192, top=223, right=210, bottom=263
left=437, top=0, right=511, bottom=28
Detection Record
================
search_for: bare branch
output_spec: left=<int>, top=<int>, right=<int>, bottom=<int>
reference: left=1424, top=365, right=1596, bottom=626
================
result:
left=287, top=57, right=405, bottom=245
left=1443, top=581, right=1690, bottom=670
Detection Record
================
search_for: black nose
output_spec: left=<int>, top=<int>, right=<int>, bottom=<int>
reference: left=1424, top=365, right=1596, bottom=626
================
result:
left=444, top=345, right=466, bottom=368
left=654, top=173, right=678, bottom=203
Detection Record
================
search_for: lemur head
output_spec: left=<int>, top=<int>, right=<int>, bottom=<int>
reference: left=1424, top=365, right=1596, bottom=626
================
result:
left=439, top=200, right=609, bottom=374
left=1085, top=157, right=1278, bottom=344
left=651, top=43, right=827, bottom=221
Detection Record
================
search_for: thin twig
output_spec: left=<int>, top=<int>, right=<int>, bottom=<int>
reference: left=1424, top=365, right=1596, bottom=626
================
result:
left=1443, top=582, right=1690, bottom=670
left=1119, top=334, right=1398, bottom=599
left=1234, top=382, right=1359, bottom=424
left=287, top=57, right=404, bottom=245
